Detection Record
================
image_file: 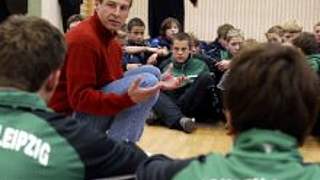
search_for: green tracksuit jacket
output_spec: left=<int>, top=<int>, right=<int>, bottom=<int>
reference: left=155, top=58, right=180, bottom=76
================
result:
left=307, top=54, right=320, bottom=72
left=163, top=56, right=209, bottom=85
left=137, top=129, right=320, bottom=180
left=0, top=90, right=147, bottom=180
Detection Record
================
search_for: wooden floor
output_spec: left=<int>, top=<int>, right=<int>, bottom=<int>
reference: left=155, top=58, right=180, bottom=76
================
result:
left=138, top=123, right=320, bottom=162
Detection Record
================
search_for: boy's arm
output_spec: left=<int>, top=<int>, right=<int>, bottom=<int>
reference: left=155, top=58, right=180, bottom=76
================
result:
left=136, top=155, right=194, bottom=180
left=36, top=111, right=148, bottom=179
left=124, top=46, right=148, bottom=54
left=124, top=46, right=159, bottom=54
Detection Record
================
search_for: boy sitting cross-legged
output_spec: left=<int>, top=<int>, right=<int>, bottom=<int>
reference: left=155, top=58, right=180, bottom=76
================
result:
left=148, top=32, right=220, bottom=133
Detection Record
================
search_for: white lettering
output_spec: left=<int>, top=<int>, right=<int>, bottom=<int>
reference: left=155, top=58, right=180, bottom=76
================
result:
left=0, top=125, right=3, bottom=147
left=39, top=143, right=50, bottom=166
left=15, top=130, right=28, bottom=151
left=32, top=138, right=42, bottom=160
left=2, top=127, right=18, bottom=149
left=0, top=125, right=51, bottom=167
left=24, top=134, right=37, bottom=157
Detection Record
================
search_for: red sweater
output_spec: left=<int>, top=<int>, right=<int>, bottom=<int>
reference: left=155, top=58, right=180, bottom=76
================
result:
left=49, top=13, right=135, bottom=116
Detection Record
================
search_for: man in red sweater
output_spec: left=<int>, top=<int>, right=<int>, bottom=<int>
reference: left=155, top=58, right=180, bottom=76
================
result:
left=49, top=0, right=182, bottom=142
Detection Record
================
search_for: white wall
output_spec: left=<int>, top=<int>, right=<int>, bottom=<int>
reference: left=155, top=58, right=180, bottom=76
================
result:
left=185, top=0, right=320, bottom=41
left=128, top=0, right=320, bottom=41
left=41, top=0, right=63, bottom=31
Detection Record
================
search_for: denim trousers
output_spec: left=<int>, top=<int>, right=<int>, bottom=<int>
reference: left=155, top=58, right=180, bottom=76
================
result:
left=75, top=65, right=160, bottom=142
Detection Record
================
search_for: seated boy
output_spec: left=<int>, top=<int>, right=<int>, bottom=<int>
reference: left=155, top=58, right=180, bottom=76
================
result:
left=205, top=23, right=235, bottom=63
left=137, top=43, right=320, bottom=179
left=123, top=17, right=165, bottom=70
left=281, top=20, right=303, bottom=43
left=149, top=32, right=219, bottom=133
left=265, top=25, right=284, bottom=43
left=215, top=28, right=244, bottom=73
left=313, top=22, right=320, bottom=51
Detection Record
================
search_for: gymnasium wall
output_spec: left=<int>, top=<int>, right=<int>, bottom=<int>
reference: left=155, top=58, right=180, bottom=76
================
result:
left=128, top=0, right=320, bottom=41
left=29, top=0, right=320, bottom=41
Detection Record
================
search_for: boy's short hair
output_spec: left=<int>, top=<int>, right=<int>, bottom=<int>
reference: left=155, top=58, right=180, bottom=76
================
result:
left=224, top=43, right=319, bottom=145
left=127, top=17, right=145, bottom=32
left=281, top=20, right=303, bottom=33
left=172, top=32, right=192, bottom=47
left=67, top=14, right=84, bottom=29
left=314, top=22, right=320, bottom=28
left=241, top=38, right=259, bottom=49
left=266, top=25, right=284, bottom=36
left=292, top=32, right=319, bottom=55
left=226, top=28, right=244, bottom=42
left=217, top=23, right=234, bottom=40
left=188, top=32, right=200, bottom=47
left=159, top=17, right=181, bottom=36
left=0, top=15, right=66, bottom=92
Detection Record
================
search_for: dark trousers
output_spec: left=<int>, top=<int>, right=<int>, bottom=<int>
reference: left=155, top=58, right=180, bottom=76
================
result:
left=153, top=73, right=219, bottom=129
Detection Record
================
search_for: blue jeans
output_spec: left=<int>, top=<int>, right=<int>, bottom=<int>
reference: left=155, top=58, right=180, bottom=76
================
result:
left=75, top=65, right=161, bottom=142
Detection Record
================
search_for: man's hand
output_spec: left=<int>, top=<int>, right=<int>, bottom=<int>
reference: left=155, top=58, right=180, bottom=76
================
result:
left=128, top=77, right=161, bottom=103
left=161, top=63, right=173, bottom=80
left=160, top=63, right=186, bottom=90
left=159, top=76, right=185, bottom=91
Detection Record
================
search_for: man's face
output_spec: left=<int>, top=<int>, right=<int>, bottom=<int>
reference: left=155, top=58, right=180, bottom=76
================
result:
left=227, top=37, right=243, bottom=55
left=128, top=26, right=145, bottom=43
left=172, top=40, right=190, bottom=63
left=314, top=25, right=320, bottom=43
left=96, top=0, right=131, bottom=32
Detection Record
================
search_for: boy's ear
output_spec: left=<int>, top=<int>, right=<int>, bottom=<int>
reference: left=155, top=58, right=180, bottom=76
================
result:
left=37, top=70, right=61, bottom=103
left=45, top=70, right=60, bottom=92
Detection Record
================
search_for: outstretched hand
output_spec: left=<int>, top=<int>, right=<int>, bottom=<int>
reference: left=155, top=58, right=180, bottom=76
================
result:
left=160, top=63, right=186, bottom=90
left=128, top=77, right=161, bottom=103
left=159, top=76, right=186, bottom=91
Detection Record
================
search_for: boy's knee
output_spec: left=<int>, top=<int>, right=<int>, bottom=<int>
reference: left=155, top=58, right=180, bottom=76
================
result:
left=141, top=65, right=161, bottom=79
left=197, top=73, right=215, bottom=85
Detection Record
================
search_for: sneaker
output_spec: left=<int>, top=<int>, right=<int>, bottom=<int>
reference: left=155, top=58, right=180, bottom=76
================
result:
left=179, top=117, right=196, bottom=133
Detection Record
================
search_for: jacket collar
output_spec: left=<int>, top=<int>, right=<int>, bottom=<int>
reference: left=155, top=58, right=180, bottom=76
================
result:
left=0, top=89, right=50, bottom=112
left=172, top=56, right=192, bottom=69
left=230, top=129, right=302, bottom=162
